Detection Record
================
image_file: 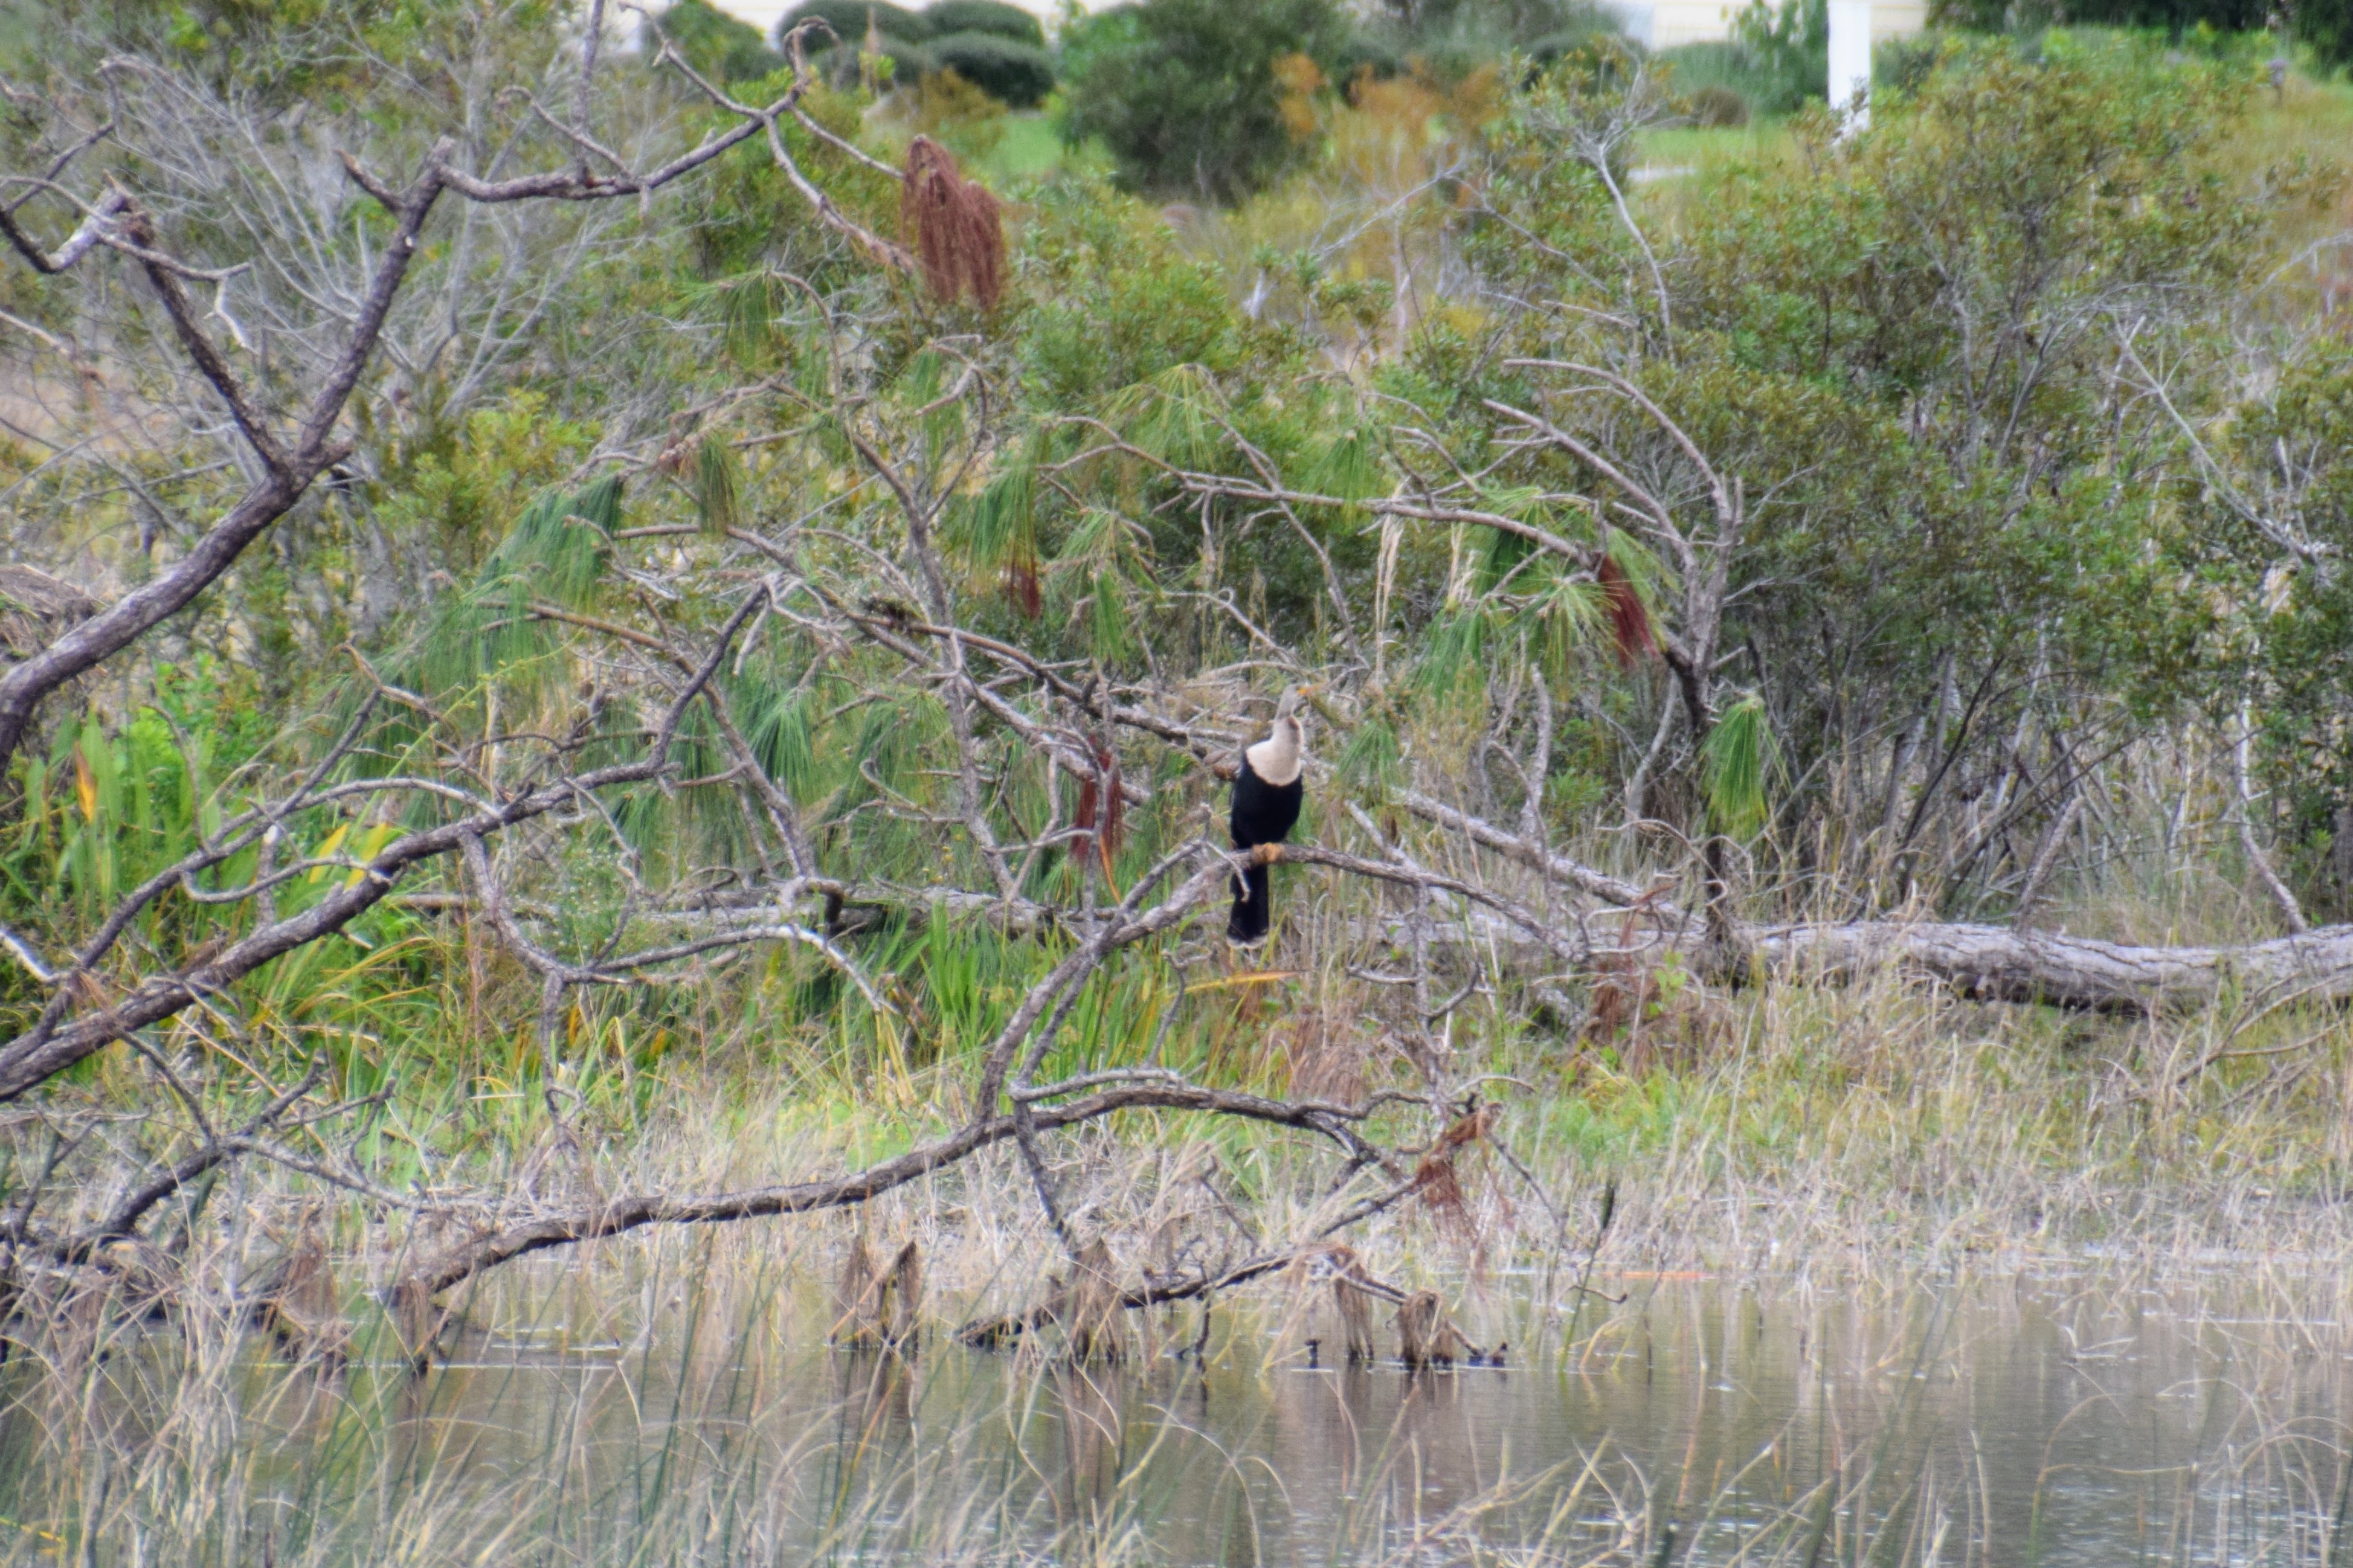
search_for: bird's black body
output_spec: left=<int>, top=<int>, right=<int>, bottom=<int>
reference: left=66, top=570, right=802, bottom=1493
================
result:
left=1228, top=753, right=1304, bottom=944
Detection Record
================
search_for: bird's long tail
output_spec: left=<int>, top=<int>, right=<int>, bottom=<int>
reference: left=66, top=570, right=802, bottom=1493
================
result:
left=1228, top=861, right=1272, bottom=945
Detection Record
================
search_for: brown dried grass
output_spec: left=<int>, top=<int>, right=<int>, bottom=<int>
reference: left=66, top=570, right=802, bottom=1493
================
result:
left=1286, top=1004, right=1371, bottom=1105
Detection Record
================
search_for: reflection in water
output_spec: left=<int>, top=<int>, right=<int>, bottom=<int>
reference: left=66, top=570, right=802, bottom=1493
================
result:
left=10, top=1273, right=2353, bottom=1562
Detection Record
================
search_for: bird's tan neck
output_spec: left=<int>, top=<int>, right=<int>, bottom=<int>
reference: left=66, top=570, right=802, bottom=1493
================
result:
left=1246, top=719, right=1302, bottom=786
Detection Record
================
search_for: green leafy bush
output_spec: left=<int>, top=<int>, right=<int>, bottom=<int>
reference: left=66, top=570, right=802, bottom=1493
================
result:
left=1652, top=0, right=1823, bottom=118
left=2301, top=0, right=2353, bottom=68
left=1928, top=0, right=2263, bottom=32
left=1686, top=81, right=1749, bottom=124
left=812, top=34, right=937, bottom=86
left=658, top=0, right=785, bottom=81
left=927, top=30, right=1055, bottom=104
left=1926, top=0, right=2347, bottom=70
left=1374, top=0, right=1620, bottom=79
left=1729, top=0, right=1826, bottom=112
left=1057, top=0, right=1351, bottom=202
left=1521, top=16, right=1619, bottom=64
left=922, top=0, right=1045, bottom=44
left=777, top=0, right=930, bottom=48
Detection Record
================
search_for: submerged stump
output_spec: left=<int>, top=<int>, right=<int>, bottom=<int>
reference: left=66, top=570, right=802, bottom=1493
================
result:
left=1329, top=1245, right=1381, bottom=1364
left=1063, top=1238, right=1124, bottom=1361
left=1394, top=1288, right=1496, bottom=1368
left=256, top=1209, right=351, bottom=1367
left=835, top=1237, right=923, bottom=1349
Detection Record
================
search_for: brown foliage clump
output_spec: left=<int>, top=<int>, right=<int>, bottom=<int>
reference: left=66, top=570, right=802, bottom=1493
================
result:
left=1394, top=1287, right=1487, bottom=1367
left=1412, top=1104, right=1499, bottom=1236
left=1073, top=743, right=1124, bottom=876
left=901, top=136, right=1003, bottom=309
left=834, top=1235, right=879, bottom=1344
left=1003, top=556, right=1042, bottom=619
left=1576, top=917, right=1728, bottom=1076
left=1598, top=554, right=1656, bottom=666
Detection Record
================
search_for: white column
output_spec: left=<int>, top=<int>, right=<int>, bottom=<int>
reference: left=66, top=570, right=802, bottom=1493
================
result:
left=1827, top=0, right=1873, bottom=129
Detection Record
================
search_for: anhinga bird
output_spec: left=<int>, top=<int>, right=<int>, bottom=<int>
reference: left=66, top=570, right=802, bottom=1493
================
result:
left=1228, top=687, right=1311, bottom=945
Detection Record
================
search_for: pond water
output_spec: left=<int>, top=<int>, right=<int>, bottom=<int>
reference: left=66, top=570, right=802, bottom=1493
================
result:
left=231, top=1267, right=2353, bottom=1566
left=12, top=1265, right=2353, bottom=1563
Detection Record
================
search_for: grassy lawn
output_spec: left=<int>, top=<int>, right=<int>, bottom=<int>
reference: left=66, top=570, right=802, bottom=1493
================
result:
left=1633, top=120, right=1799, bottom=173
left=982, top=112, right=1068, bottom=179
left=2229, top=69, right=2353, bottom=184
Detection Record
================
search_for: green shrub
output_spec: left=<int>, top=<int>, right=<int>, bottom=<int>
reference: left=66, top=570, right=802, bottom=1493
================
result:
left=1872, top=29, right=1946, bottom=95
left=1655, top=39, right=1748, bottom=93
left=1333, top=31, right=1409, bottom=79
left=812, top=36, right=936, bottom=85
left=1921, top=0, right=2348, bottom=69
left=1653, top=41, right=1755, bottom=117
left=1927, top=0, right=2263, bottom=31
left=2303, top=2, right=2353, bottom=69
left=1728, top=0, right=1826, bottom=112
left=927, top=30, right=1055, bottom=103
left=1653, top=0, right=1825, bottom=117
left=1342, top=0, right=1620, bottom=82
left=1058, top=0, right=1351, bottom=203
left=1521, top=23, right=1614, bottom=63
left=777, top=0, right=932, bottom=49
left=658, top=0, right=786, bottom=81
left=1687, top=82, right=1749, bottom=124
left=921, top=0, right=1045, bottom=45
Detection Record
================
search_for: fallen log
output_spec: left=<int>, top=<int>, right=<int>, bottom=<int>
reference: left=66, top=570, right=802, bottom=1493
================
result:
left=660, top=853, right=2353, bottom=1017
left=1365, top=795, right=2353, bottom=1015
left=1746, top=920, right=2353, bottom=1014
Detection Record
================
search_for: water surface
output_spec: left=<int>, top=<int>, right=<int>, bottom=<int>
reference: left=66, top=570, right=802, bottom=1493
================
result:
left=255, top=1268, right=2353, bottom=1564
